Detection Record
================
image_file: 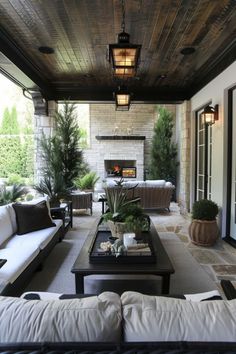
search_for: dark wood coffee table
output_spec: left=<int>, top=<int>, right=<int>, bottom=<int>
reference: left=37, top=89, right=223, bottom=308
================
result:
left=71, top=220, right=174, bottom=294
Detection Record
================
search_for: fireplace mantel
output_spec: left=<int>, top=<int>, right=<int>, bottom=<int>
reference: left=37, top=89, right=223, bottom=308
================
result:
left=95, top=135, right=145, bottom=140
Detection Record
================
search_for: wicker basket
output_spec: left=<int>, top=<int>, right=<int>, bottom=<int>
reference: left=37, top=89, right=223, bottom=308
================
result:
left=189, top=219, right=219, bottom=247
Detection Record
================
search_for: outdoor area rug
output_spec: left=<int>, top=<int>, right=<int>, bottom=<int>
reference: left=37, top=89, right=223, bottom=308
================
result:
left=25, top=209, right=217, bottom=295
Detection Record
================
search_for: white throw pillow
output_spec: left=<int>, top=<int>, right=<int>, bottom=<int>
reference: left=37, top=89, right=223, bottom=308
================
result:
left=121, top=291, right=236, bottom=342
left=0, top=205, right=13, bottom=246
left=165, top=181, right=173, bottom=187
left=6, top=203, right=17, bottom=234
left=105, top=180, right=116, bottom=187
left=123, top=181, right=140, bottom=188
left=0, top=292, right=122, bottom=342
left=145, top=180, right=165, bottom=187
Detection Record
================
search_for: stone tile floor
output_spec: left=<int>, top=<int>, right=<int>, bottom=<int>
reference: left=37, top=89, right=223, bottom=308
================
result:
left=79, top=201, right=236, bottom=295
left=151, top=202, right=236, bottom=293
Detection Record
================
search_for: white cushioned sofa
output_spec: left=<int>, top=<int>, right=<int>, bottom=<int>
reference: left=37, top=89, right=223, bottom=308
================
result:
left=105, top=179, right=175, bottom=210
left=0, top=288, right=236, bottom=353
left=0, top=199, right=63, bottom=296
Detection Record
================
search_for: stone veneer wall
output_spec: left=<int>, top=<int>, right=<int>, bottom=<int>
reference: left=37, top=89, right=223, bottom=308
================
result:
left=178, top=101, right=191, bottom=214
left=83, top=103, right=176, bottom=181
left=34, top=100, right=57, bottom=182
left=33, top=101, right=179, bottom=194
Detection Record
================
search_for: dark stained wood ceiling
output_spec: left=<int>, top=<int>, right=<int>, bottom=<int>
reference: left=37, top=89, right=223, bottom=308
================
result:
left=0, top=0, right=236, bottom=102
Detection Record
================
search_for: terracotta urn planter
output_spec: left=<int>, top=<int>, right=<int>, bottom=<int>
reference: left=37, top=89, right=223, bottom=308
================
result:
left=189, top=219, right=219, bottom=246
left=107, top=220, right=127, bottom=240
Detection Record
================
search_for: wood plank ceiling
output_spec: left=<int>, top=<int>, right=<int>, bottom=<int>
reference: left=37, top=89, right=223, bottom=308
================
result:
left=0, top=0, right=236, bottom=102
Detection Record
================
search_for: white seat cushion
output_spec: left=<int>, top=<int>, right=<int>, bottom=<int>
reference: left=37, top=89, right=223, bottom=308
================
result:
left=3, top=219, right=62, bottom=250
left=0, top=205, right=13, bottom=246
left=0, top=246, right=39, bottom=283
left=0, top=292, right=122, bottom=342
left=121, top=291, right=236, bottom=342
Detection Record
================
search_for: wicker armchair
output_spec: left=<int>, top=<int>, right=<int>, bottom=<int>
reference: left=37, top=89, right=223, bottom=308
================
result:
left=70, top=192, right=93, bottom=215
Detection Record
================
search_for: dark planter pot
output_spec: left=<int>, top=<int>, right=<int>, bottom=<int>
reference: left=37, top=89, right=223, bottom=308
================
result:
left=189, top=219, right=219, bottom=247
left=49, top=198, right=61, bottom=208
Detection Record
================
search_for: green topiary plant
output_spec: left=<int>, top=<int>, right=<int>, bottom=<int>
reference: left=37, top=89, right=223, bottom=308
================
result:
left=192, top=199, right=218, bottom=221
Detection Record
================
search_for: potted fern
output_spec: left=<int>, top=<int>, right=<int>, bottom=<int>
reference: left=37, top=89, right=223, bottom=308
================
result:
left=74, top=171, right=99, bottom=192
left=189, top=199, right=219, bottom=246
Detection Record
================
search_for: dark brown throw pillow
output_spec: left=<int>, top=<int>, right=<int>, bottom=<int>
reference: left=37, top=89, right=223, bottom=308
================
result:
left=13, top=201, right=56, bottom=235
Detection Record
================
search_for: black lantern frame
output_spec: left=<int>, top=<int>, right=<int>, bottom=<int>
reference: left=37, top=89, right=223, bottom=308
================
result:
left=201, top=104, right=219, bottom=125
left=109, top=0, right=141, bottom=78
left=114, top=86, right=131, bottom=111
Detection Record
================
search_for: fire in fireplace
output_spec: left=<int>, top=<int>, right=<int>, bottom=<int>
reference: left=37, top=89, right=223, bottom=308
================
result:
left=105, top=160, right=136, bottom=178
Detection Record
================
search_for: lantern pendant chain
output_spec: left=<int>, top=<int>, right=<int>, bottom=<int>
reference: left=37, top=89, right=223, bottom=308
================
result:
left=121, top=0, right=125, bottom=32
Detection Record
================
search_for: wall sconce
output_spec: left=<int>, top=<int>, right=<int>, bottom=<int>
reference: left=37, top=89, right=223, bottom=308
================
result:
left=114, top=86, right=131, bottom=111
left=109, top=0, right=141, bottom=78
left=202, top=104, right=219, bottom=125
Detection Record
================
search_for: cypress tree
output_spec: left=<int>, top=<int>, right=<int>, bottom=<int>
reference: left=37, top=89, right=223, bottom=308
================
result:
left=0, top=106, right=19, bottom=134
left=149, top=106, right=178, bottom=183
left=40, top=102, right=87, bottom=189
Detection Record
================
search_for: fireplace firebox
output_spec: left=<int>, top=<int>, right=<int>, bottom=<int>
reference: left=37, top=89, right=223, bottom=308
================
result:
left=104, top=160, right=136, bottom=178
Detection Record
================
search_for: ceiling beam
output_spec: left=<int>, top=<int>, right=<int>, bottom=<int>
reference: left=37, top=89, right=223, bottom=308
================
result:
left=48, top=87, right=186, bottom=103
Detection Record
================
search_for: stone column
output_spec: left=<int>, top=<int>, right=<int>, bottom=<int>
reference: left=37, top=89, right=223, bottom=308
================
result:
left=31, top=92, right=57, bottom=183
left=178, top=100, right=191, bottom=215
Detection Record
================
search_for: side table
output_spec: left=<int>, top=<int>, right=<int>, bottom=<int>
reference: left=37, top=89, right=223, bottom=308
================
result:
left=50, top=201, right=73, bottom=235
left=97, top=193, right=107, bottom=214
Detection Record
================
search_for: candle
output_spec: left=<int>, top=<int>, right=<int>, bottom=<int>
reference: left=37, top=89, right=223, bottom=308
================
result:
left=123, top=233, right=136, bottom=248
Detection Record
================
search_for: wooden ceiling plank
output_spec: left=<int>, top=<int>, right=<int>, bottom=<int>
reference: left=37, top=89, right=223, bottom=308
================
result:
left=0, top=0, right=236, bottom=101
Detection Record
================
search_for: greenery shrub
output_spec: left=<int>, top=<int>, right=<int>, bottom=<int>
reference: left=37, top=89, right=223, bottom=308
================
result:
left=0, top=184, right=27, bottom=205
left=34, top=175, right=69, bottom=204
left=0, top=136, right=23, bottom=177
left=74, top=171, right=99, bottom=191
left=149, top=106, right=178, bottom=182
left=25, top=193, right=34, bottom=201
left=192, top=199, right=219, bottom=220
left=20, top=135, right=34, bottom=178
left=6, top=173, right=25, bottom=186
left=0, top=107, right=19, bottom=134
left=0, top=105, right=34, bottom=180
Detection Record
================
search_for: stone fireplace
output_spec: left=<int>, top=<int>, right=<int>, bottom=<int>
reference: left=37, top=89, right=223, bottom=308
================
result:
left=95, top=135, right=145, bottom=180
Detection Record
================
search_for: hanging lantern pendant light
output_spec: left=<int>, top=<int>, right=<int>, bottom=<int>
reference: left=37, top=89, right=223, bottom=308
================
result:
left=114, top=85, right=131, bottom=111
left=109, top=0, right=141, bottom=78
